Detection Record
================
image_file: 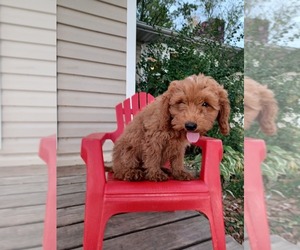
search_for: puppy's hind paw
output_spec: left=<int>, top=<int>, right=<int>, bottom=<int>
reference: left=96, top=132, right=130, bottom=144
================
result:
left=173, top=170, right=194, bottom=181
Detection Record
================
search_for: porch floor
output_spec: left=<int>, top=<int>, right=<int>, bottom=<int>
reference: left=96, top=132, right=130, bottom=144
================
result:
left=102, top=210, right=242, bottom=250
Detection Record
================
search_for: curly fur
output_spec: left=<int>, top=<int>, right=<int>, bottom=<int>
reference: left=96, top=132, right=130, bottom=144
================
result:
left=112, top=74, right=231, bottom=181
left=244, top=77, right=278, bottom=135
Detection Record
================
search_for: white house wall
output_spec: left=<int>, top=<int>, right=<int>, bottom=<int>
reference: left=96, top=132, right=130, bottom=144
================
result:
left=57, top=0, right=127, bottom=166
left=0, top=1, right=57, bottom=167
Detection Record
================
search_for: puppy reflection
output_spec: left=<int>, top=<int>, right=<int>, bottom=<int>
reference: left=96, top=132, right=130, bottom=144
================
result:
left=244, top=77, right=278, bottom=135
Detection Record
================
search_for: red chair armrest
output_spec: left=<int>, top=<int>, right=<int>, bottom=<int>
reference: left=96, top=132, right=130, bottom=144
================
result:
left=81, top=132, right=114, bottom=187
left=39, top=134, right=56, bottom=167
left=83, top=132, right=113, bottom=142
left=193, top=136, right=223, bottom=185
left=81, top=132, right=113, bottom=163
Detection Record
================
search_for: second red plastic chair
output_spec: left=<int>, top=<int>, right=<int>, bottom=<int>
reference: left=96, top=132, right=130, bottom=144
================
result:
left=244, top=138, right=271, bottom=250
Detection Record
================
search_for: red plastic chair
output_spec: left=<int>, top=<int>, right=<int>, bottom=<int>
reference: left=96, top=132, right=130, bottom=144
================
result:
left=39, top=135, right=57, bottom=250
left=244, top=138, right=271, bottom=250
left=81, top=92, right=226, bottom=250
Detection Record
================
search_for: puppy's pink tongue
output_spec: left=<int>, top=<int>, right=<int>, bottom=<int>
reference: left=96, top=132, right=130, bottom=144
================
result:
left=186, top=132, right=200, bottom=143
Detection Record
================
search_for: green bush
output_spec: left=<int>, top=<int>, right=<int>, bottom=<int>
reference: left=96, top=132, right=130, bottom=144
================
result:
left=262, top=145, right=300, bottom=181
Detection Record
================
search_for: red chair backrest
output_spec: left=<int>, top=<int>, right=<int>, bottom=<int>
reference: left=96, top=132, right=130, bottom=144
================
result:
left=111, top=92, right=155, bottom=142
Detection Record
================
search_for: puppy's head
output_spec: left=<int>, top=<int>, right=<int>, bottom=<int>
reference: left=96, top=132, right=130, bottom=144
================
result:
left=244, top=77, right=278, bottom=135
left=163, top=74, right=230, bottom=143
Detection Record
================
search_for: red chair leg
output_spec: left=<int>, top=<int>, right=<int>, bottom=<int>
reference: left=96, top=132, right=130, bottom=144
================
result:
left=83, top=199, right=104, bottom=249
left=84, top=200, right=112, bottom=249
left=209, top=215, right=226, bottom=250
left=204, top=209, right=226, bottom=250
left=97, top=212, right=112, bottom=250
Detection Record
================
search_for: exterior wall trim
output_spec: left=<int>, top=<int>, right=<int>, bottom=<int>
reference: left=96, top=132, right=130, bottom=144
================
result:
left=126, top=0, right=137, bottom=97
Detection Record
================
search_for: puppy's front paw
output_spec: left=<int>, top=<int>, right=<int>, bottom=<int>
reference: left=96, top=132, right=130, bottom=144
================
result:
left=145, top=169, right=169, bottom=182
left=173, top=170, right=194, bottom=181
left=123, top=169, right=144, bottom=181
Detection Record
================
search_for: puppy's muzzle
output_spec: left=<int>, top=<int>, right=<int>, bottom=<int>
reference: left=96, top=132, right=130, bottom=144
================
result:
left=185, top=122, right=197, bottom=131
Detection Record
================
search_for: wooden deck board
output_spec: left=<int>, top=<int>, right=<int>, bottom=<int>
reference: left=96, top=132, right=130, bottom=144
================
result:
left=57, top=205, right=85, bottom=227
left=104, top=211, right=200, bottom=238
left=0, top=165, right=47, bottom=178
left=0, top=182, right=47, bottom=195
left=58, top=222, right=84, bottom=249
left=57, top=182, right=86, bottom=195
left=185, top=236, right=242, bottom=250
left=0, top=205, right=45, bottom=227
left=243, top=235, right=300, bottom=250
left=0, top=192, right=47, bottom=209
left=57, top=165, right=86, bottom=177
left=0, top=175, right=47, bottom=185
left=269, top=235, right=300, bottom=250
left=103, top=216, right=212, bottom=250
left=57, top=175, right=85, bottom=185
left=0, top=223, right=44, bottom=249
left=57, top=192, right=85, bottom=208
left=0, top=168, right=47, bottom=249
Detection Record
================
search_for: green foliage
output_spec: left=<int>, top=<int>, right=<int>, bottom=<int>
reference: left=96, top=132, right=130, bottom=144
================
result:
left=245, top=42, right=300, bottom=79
left=245, top=43, right=300, bottom=153
left=137, top=0, right=197, bottom=29
left=262, top=145, right=300, bottom=181
left=188, top=144, right=243, bottom=197
left=137, top=0, right=176, bottom=28
left=220, top=145, right=244, bottom=182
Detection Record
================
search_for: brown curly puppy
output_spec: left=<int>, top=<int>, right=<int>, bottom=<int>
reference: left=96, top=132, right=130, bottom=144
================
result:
left=244, top=77, right=278, bottom=135
left=112, top=74, right=231, bottom=181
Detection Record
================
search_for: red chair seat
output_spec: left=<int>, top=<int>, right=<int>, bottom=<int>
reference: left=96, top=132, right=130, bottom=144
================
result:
left=105, top=179, right=209, bottom=195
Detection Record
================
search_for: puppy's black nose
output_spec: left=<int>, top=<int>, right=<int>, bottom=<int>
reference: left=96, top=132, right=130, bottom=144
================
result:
left=185, top=122, right=197, bottom=131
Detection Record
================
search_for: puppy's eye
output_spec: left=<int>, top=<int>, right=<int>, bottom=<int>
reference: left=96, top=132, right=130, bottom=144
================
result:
left=202, top=102, right=209, bottom=107
left=176, top=100, right=185, bottom=105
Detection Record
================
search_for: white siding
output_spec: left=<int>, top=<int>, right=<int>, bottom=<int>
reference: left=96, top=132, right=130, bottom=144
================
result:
left=0, top=2, right=57, bottom=167
left=0, top=1, right=56, bottom=249
left=57, top=0, right=127, bottom=166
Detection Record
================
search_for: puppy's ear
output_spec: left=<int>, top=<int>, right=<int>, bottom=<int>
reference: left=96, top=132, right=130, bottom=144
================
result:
left=217, top=87, right=231, bottom=135
left=257, top=87, right=278, bottom=135
left=162, top=80, right=180, bottom=101
left=166, top=80, right=180, bottom=93
left=159, top=81, right=179, bottom=126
